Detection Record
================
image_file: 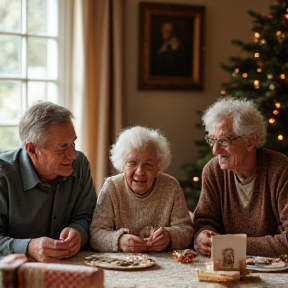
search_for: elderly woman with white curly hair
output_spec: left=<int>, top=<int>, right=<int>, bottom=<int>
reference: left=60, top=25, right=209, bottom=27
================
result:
left=89, top=126, right=193, bottom=252
left=193, top=97, right=288, bottom=257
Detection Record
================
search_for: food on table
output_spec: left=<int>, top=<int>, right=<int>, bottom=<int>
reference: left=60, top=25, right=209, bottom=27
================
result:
left=172, top=249, right=198, bottom=263
left=85, top=253, right=155, bottom=269
left=246, top=254, right=288, bottom=265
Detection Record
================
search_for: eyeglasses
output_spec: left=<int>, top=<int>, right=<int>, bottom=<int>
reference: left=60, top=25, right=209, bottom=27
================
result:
left=205, top=135, right=242, bottom=148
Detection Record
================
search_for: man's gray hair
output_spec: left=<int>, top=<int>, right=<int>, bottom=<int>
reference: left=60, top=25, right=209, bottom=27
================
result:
left=202, top=97, right=267, bottom=148
left=110, top=126, right=172, bottom=172
left=19, top=101, right=74, bottom=147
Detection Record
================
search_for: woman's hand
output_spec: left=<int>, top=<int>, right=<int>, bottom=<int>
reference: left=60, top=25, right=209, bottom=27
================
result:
left=194, top=229, right=219, bottom=256
left=146, top=227, right=170, bottom=252
left=118, top=234, right=148, bottom=253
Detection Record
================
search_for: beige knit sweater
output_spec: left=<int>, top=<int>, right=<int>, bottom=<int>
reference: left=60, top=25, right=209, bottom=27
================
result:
left=89, top=172, right=193, bottom=252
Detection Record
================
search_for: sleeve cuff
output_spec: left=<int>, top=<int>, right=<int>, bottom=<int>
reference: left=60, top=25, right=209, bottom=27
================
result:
left=12, top=238, right=32, bottom=254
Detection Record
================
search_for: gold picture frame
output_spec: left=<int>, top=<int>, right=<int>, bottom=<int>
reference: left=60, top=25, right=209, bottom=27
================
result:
left=138, top=2, right=205, bottom=90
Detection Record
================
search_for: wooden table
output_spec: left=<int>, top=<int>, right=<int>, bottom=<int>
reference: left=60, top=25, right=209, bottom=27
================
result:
left=61, top=250, right=288, bottom=288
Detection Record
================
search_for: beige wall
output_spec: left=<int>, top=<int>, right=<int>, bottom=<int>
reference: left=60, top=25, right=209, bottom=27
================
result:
left=123, top=0, right=272, bottom=179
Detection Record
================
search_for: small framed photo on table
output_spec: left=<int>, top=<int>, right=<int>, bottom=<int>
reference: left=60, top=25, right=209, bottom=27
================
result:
left=138, top=2, right=205, bottom=90
left=211, top=234, right=247, bottom=271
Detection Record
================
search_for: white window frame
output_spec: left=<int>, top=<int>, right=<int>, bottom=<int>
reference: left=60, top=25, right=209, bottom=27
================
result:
left=0, top=0, right=73, bottom=151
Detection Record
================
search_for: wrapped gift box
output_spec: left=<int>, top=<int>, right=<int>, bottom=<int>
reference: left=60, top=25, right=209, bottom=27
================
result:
left=17, top=263, right=104, bottom=288
left=1, top=254, right=104, bottom=288
left=0, top=254, right=28, bottom=288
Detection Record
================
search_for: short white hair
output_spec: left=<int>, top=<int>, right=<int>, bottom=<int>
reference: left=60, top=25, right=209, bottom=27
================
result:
left=202, top=97, right=267, bottom=148
left=110, top=126, right=172, bottom=172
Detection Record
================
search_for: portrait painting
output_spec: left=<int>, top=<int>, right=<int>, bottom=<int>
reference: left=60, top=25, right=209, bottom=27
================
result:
left=138, top=2, right=205, bottom=90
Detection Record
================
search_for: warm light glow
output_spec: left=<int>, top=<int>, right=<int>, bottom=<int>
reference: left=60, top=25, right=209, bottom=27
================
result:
left=276, top=31, right=282, bottom=36
left=275, top=102, right=281, bottom=109
left=278, top=135, right=284, bottom=141
left=242, top=73, right=248, bottom=78
left=193, top=177, right=200, bottom=182
left=260, top=39, right=266, bottom=45
left=267, top=74, right=273, bottom=79
left=269, top=83, right=275, bottom=90
left=254, top=52, right=260, bottom=58
left=273, top=110, right=279, bottom=115
left=254, top=32, right=260, bottom=42
left=257, top=68, right=262, bottom=73
left=280, top=73, right=286, bottom=79
left=284, top=14, right=288, bottom=20
left=235, top=68, right=240, bottom=73
left=269, top=118, right=275, bottom=124
left=220, top=90, right=226, bottom=96
left=254, top=80, right=260, bottom=89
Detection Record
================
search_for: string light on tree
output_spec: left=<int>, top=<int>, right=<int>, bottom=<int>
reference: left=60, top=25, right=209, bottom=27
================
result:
left=269, top=118, right=275, bottom=124
left=254, top=80, right=260, bottom=89
left=278, top=135, right=284, bottom=141
left=254, top=32, right=260, bottom=42
left=267, top=74, right=273, bottom=79
left=280, top=73, right=286, bottom=79
left=242, top=73, right=248, bottom=78
left=269, top=83, right=275, bottom=90
left=275, top=102, right=281, bottom=109
left=193, top=177, right=200, bottom=182
left=273, top=110, right=279, bottom=115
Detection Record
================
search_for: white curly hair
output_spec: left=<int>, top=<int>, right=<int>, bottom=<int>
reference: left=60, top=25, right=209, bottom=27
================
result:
left=202, top=97, right=267, bottom=148
left=110, top=126, right=172, bottom=172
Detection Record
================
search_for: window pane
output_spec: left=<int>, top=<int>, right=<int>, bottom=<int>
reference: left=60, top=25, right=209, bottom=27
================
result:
left=0, top=126, right=20, bottom=152
left=27, top=0, right=58, bottom=36
left=0, top=80, right=22, bottom=123
left=28, top=81, right=58, bottom=106
left=0, top=0, right=21, bottom=32
left=28, top=37, right=58, bottom=79
left=0, top=35, right=21, bottom=77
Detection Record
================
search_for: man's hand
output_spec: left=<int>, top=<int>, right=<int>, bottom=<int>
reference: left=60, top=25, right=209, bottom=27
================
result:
left=59, top=227, right=82, bottom=258
left=147, top=227, right=170, bottom=252
left=27, top=237, right=70, bottom=263
left=119, top=234, right=148, bottom=253
left=27, top=228, right=82, bottom=262
left=194, top=229, right=219, bottom=256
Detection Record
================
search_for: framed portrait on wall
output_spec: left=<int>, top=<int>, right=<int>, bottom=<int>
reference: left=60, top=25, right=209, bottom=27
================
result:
left=138, top=2, right=205, bottom=90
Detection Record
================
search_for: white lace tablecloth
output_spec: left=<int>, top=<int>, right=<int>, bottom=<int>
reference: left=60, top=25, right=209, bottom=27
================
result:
left=61, top=250, right=288, bottom=288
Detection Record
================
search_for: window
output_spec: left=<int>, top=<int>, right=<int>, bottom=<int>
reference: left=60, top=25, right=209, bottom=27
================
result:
left=0, top=0, right=60, bottom=152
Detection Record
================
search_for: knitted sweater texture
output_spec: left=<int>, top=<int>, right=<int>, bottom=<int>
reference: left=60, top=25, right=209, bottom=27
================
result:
left=193, top=148, right=288, bottom=257
left=90, top=172, right=193, bottom=252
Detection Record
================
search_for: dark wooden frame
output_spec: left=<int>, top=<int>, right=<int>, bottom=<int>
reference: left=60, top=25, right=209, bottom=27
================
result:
left=138, top=2, right=205, bottom=91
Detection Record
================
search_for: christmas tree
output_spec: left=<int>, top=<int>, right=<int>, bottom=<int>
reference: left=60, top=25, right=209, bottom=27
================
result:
left=180, top=0, right=288, bottom=211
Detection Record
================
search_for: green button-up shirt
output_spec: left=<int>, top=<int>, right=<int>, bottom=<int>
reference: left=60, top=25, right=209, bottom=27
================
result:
left=0, top=148, right=96, bottom=256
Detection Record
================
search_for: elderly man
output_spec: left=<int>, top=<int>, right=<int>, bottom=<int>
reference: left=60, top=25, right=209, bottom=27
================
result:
left=0, top=102, right=96, bottom=262
left=193, top=98, right=288, bottom=257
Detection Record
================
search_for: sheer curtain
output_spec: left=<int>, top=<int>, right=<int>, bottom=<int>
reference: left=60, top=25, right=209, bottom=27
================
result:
left=70, top=0, right=123, bottom=193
